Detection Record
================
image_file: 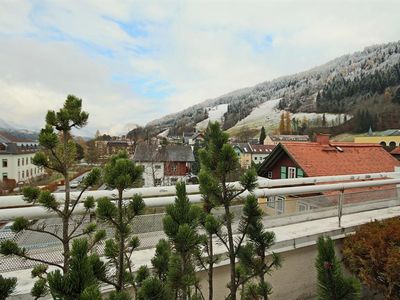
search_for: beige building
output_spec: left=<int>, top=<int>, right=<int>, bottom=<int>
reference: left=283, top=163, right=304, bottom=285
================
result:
left=233, top=143, right=275, bottom=169
left=263, top=134, right=309, bottom=145
left=354, top=129, right=400, bottom=147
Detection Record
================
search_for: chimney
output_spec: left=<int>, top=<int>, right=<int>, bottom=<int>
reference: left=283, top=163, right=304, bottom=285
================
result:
left=315, top=133, right=330, bottom=145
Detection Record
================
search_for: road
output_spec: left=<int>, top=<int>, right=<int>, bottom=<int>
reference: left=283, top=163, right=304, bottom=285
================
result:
left=55, top=170, right=91, bottom=192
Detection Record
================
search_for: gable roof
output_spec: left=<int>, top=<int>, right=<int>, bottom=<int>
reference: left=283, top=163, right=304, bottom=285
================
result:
left=133, top=143, right=195, bottom=162
left=258, top=141, right=400, bottom=177
left=249, top=144, right=275, bottom=154
left=268, top=135, right=309, bottom=142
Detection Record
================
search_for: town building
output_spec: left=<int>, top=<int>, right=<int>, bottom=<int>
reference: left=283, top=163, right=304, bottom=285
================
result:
left=133, top=143, right=195, bottom=187
left=258, top=134, right=400, bottom=215
left=263, top=134, right=309, bottom=145
left=233, top=143, right=275, bottom=169
left=354, top=129, right=400, bottom=147
left=0, top=132, right=45, bottom=186
left=94, top=139, right=134, bottom=159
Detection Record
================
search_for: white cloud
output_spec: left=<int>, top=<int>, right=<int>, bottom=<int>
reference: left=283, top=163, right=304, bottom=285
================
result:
left=0, top=0, right=399, bottom=134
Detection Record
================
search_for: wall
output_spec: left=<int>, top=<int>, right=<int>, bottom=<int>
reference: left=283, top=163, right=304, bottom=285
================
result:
left=269, top=155, right=299, bottom=179
left=164, top=161, right=188, bottom=176
left=354, top=136, right=400, bottom=146
left=0, top=153, right=44, bottom=183
left=140, top=162, right=164, bottom=187
left=197, top=242, right=346, bottom=300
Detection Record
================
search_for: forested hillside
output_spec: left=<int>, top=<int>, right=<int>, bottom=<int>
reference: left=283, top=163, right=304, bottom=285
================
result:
left=146, top=41, right=400, bottom=134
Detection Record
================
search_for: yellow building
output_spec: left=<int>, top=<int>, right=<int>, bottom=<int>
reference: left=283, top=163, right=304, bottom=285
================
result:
left=354, top=136, right=400, bottom=147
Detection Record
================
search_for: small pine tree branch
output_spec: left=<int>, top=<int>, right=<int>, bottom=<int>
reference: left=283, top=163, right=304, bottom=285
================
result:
left=25, top=228, right=63, bottom=244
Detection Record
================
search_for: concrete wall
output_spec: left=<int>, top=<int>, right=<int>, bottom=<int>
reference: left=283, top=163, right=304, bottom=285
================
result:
left=197, top=242, right=344, bottom=300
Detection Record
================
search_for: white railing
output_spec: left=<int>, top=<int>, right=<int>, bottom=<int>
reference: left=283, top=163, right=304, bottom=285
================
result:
left=0, top=172, right=399, bottom=220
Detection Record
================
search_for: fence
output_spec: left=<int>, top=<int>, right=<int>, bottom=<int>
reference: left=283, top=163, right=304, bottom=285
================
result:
left=1, top=182, right=399, bottom=273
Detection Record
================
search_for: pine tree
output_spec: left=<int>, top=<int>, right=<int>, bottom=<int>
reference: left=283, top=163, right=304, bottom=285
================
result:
left=236, top=196, right=281, bottom=300
left=44, top=238, right=104, bottom=300
left=198, top=122, right=258, bottom=300
left=163, top=182, right=203, bottom=299
left=96, top=151, right=145, bottom=295
left=316, top=236, right=360, bottom=300
left=0, top=275, right=17, bottom=300
left=0, top=96, right=103, bottom=296
left=259, top=127, right=266, bottom=145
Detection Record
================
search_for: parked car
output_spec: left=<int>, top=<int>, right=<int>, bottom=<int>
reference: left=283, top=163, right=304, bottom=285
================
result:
left=70, top=181, right=80, bottom=189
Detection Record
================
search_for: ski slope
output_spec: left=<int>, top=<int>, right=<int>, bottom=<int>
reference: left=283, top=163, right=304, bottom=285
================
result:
left=196, top=104, right=229, bottom=131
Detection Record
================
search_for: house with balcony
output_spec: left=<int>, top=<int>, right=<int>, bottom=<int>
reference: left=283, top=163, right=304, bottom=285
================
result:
left=133, top=143, right=195, bottom=187
left=258, top=134, right=400, bottom=215
left=0, top=132, right=44, bottom=187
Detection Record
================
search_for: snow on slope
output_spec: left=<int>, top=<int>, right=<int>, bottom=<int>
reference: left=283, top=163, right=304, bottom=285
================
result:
left=230, top=99, right=350, bottom=134
left=196, top=104, right=229, bottom=131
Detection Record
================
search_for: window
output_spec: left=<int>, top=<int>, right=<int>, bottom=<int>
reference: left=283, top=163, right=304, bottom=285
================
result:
left=154, top=165, right=161, bottom=170
left=297, top=169, right=304, bottom=178
left=288, top=167, right=296, bottom=178
left=267, top=171, right=273, bottom=179
left=280, top=166, right=287, bottom=179
left=276, top=196, right=285, bottom=214
left=170, top=177, right=178, bottom=185
left=22, top=171, right=24, bottom=178
left=2, top=173, right=8, bottom=180
left=26, top=157, right=28, bottom=165
left=154, top=178, right=162, bottom=186
left=298, top=203, right=308, bottom=212
left=254, top=157, right=258, bottom=160
left=22, top=158, right=24, bottom=166
left=267, top=197, right=275, bottom=208
left=2, top=159, right=7, bottom=168
left=17, top=158, right=20, bottom=167
left=171, top=163, right=177, bottom=172
left=18, top=171, right=20, bottom=180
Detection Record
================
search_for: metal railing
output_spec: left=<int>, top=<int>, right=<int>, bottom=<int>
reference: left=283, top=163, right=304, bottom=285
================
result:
left=0, top=172, right=399, bottom=273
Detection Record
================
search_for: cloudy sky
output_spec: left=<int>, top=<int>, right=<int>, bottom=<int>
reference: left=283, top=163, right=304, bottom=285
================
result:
left=0, top=0, right=399, bottom=136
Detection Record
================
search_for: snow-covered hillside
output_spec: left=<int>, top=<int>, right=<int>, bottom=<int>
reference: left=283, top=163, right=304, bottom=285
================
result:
left=196, top=104, right=228, bottom=131
left=147, top=40, right=400, bottom=133
left=230, top=99, right=351, bottom=134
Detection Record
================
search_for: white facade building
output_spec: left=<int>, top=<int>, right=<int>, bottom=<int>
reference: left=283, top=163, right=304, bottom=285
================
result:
left=0, top=133, right=44, bottom=184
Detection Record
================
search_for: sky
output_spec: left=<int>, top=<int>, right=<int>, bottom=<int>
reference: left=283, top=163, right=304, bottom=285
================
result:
left=0, top=0, right=399, bottom=136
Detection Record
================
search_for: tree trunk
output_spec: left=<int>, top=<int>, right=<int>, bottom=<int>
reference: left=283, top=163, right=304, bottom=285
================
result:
left=225, top=204, right=237, bottom=300
left=208, top=233, right=214, bottom=300
left=62, top=134, right=70, bottom=273
left=117, top=189, right=124, bottom=291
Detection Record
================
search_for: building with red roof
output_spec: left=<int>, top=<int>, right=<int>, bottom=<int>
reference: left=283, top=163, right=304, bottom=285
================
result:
left=257, top=134, right=400, bottom=215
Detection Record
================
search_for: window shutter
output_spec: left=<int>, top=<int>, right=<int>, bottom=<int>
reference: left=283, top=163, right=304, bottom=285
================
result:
left=297, top=168, right=304, bottom=178
left=280, top=166, right=287, bottom=179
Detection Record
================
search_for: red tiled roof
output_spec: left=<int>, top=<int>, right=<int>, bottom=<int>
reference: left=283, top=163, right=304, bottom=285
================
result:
left=282, top=142, right=400, bottom=177
left=391, top=147, right=400, bottom=155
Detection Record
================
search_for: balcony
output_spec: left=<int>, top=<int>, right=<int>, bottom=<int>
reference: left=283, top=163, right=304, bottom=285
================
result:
left=1, top=171, right=400, bottom=299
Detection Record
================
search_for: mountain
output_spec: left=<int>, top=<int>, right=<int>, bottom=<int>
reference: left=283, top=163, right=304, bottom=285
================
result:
left=147, top=41, right=400, bottom=135
left=0, top=118, right=39, bottom=141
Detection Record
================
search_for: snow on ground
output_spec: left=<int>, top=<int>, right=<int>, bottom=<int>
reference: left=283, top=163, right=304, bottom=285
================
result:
left=196, top=104, right=229, bottom=131
left=230, top=98, right=351, bottom=134
left=235, top=99, right=281, bottom=130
